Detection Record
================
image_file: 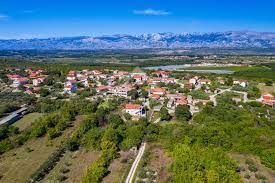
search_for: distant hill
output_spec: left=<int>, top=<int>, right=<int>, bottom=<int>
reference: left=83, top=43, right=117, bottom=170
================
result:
left=0, top=31, right=275, bottom=50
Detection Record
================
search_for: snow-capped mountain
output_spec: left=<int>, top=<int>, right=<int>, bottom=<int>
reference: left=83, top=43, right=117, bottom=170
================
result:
left=0, top=31, right=275, bottom=50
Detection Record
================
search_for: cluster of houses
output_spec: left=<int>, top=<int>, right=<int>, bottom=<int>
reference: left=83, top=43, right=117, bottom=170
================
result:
left=6, top=69, right=47, bottom=94
left=4, top=67, right=274, bottom=121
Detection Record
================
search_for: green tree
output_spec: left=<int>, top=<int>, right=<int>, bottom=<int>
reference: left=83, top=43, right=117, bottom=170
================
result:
left=160, top=107, right=171, bottom=121
left=175, top=105, right=192, bottom=121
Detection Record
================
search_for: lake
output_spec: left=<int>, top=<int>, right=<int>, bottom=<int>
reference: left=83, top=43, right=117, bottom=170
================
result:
left=143, top=64, right=234, bottom=74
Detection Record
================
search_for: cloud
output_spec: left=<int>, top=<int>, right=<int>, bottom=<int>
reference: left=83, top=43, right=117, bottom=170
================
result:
left=0, top=14, right=8, bottom=19
left=22, top=10, right=35, bottom=14
left=133, top=8, right=171, bottom=16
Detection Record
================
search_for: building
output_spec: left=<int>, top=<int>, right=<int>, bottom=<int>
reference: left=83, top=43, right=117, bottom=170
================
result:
left=262, top=94, right=275, bottom=107
left=11, top=77, right=29, bottom=88
left=233, top=80, right=247, bottom=88
left=64, top=80, right=77, bottom=93
left=150, top=87, right=166, bottom=96
left=110, top=86, right=132, bottom=98
left=153, top=70, right=169, bottom=78
left=0, top=107, right=28, bottom=126
left=66, top=70, right=76, bottom=81
left=125, top=104, right=146, bottom=117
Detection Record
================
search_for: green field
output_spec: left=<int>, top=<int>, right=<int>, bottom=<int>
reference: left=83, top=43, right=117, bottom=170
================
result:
left=13, top=113, right=44, bottom=131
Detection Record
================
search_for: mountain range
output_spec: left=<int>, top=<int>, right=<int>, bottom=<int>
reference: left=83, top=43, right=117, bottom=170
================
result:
left=0, top=31, right=275, bottom=50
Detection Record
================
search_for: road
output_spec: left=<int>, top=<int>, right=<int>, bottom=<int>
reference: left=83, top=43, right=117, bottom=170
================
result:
left=209, top=88, right=252, bottom=106
left=125, top=142, right=146, bottom=183
left=209, top=88, right=232, bottom=106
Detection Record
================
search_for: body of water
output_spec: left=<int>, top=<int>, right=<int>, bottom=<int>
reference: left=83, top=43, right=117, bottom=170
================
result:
left=143, top=65, right=234, bottom=74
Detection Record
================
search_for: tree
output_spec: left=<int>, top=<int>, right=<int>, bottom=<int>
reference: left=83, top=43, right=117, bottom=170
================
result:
left=140, top=89, right=149, bottom=98
left=160, top=107, right=171, bottom=121
left=265, top=80, right=273, bottom=86
left=225, top=77, right=233, bottom=86
left=175, top=105, right=192, bottom=121
left=128, top=89, right=138, bottom=100
left=40, top=88, right=50, bottom=97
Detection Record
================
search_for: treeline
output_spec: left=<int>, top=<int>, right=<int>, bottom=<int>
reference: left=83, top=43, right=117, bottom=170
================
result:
left=153, top=93, right=275, bottom=181
left=0, top=98, right=101, bottom=154
left=234, top=65, right=275, bottom=81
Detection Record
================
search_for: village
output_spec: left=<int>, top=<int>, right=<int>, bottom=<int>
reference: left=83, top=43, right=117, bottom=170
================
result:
left=2, top=66, right=275, bottom=126
left=1, top=59, right=275, bottom=183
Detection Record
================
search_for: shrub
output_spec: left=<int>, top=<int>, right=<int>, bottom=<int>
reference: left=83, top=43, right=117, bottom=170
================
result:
left=248, top=164, right=258, bottom=172
left=60, top=167, right=70, bottom=174
left=244, top=173, right=250, bottom=179
left=255, top=173, right=266, bottom=180
left=57, top=175, right=68, bottom=182
left=28, top=147, right=65, bottom=182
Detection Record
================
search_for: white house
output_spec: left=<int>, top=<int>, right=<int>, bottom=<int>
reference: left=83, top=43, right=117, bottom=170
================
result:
left=125, top=104, right=146, bottom=117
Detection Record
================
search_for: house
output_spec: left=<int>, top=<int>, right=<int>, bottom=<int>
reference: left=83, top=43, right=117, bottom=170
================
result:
left=153, top=70, right=169, bottom=78
left=151, top=94, right=161, bottom=100
left=96, top=85, right=110, bottom=95
left=111, top=86, right=132, bottom=98
left=7, top=74, right=20, bottom=81
left=150, top=87, right=166, bottom=96
left=233, top=80, right=247, bottom=88
left=262, top=94, right=275, bottom=107
left=132, top=74, right=147, bottom=83
left=11, top=77, right=29, bottom=88
left=64, top=80, right=77, bottom=93
left=33, top=77, right=45, bottom=86
left=166, top=94, right=188, bottom=109
left=200, top=79, right=211, bottom=85
left=66, top=71, right=76, bottom=81
left=125, top=104, right=146, bottom=118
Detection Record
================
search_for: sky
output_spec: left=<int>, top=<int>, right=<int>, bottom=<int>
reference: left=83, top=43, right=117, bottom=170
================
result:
left=0, top=0, right=275, bottom=39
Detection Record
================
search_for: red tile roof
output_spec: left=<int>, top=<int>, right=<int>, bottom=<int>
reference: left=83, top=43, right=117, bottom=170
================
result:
left=125, top=104, right=142, bottom=110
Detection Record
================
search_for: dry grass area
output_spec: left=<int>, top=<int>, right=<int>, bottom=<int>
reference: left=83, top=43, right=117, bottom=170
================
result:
left=13, top=112, right=43, bottom=131
left=147, top=144, right=172, bottom=183
left=0, top=116, right=84, bottom=183
left=43, top=149, right=99, bottom=183
left=230, top=153, right=275, bottom=183
left=258, top=83, right=275, bottom=95
left=102, top=150, right=135, bottom=183
left=134, top=143, right=171, bottom=183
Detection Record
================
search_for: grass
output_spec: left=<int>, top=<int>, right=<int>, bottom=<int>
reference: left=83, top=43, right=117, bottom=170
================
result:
left=0, top=116, right=84, bottom=183
left=102, top=150, right=135, bottom=183
left=42, top=149, right=99, bottom=183
left=13, top=112, right=43, bottom=131
left=230, top=153, right=275, bottom=183
left=258, top=83, right=275, bottom=95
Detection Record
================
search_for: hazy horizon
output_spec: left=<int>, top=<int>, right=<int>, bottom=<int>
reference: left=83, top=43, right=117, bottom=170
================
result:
left=1, top=0, right=275, bottom=39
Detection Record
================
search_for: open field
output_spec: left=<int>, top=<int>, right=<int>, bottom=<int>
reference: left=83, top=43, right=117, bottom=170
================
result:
left=134, top=143, right=171, bottom=183
left=43, top=149, right=99, bottom=183
left=0, top=116, right=84, bottom=183
left=103, top=150, right=135, bottom=183
left=230, top=153, right=275, bottom=183
left=258, top=83, right=275, bottom=94
left=13, top=112, right=43, bottom=131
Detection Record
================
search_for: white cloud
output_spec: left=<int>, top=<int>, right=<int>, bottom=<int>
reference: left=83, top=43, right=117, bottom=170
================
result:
left=22, top=10, right=35, bottom=14
left=133, top=8, right=171, bottom=16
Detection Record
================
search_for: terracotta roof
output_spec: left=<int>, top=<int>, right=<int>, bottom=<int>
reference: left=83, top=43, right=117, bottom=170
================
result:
left=125, top=104, right=142, bottom=110
left=176, top=99, right=188, bottom=105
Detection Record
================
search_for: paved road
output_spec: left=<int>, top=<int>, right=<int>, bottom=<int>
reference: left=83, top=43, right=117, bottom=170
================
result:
left=209, top=88, right=232, bottom=106
left=209, top=88, right=252, bottom=106
left=125, top=142, right=146, bottom=183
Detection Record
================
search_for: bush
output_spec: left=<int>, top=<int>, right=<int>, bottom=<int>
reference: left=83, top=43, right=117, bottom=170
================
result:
left=60, top=167, right=70, bottom=174
left=57, top=175, right=68, bottom=182
left=29, top=147, right=65, bottom=182
left=248, top=164, right=258, bottom=172
left=244, top=173, right=250, bottom=179
left=255, top=173, right=266, bottom=180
